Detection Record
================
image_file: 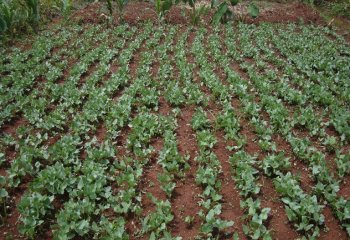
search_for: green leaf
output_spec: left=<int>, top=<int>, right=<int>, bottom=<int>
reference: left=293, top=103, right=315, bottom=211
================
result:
left=217, top=219, right=234, bottom=229
left=263, top=233, right=272, bottom=240
left=77, top=219, right=90, bottom=235
left=106, top=0, right=113, bottom=14
left=252, top=228, right=261, bottom=239
left=248, top=3, right=259, bottom=18
left=261, top=208, right=271, bottom=220
left=211, top=0, right=219, bottom=8
left=212, top=2, right=228, bottom=25
left=0, top=176, right=5, bottom=185
left=0, top=188, right=8, bottom=198
left=187, top=0, right=196, bottom=8
left=230, top=0, right=239, bottom=6
left=0, top=16, right=7, bottom=33
left=163, top=0, right=173, bottom=12
left=242, top=224, right=249, bottom=235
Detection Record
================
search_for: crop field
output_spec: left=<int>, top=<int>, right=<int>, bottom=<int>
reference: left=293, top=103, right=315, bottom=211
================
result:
left=0, top=21, right=350, bottom=240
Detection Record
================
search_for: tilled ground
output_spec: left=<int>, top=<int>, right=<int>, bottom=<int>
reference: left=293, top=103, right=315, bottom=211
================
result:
left=0, top=3, right=350, bottom=240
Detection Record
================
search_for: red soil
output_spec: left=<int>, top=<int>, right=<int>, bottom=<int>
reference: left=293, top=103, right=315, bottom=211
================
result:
left=172, top=105, right=202, bottom=239
left=71, top=1, right=325, bottom=27
left=248, top=2, right=324, bottom=25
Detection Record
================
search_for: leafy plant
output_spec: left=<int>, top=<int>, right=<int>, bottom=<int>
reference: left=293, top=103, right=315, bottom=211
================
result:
left=18, top=193, right=54, bottom=238
left=181, top=0, right=209, bottom=26
left=0, top=152, right=5, bottom=166
left=196, top=165, right=221, bottom=189
left=335, top=152, right=350, bottom=178
left=153, top=0, right=173, bottom=22
left=330, top=0, right=350, bottom=18
left=164, top=82, right=186, bottom=106
left=322, top=136, right=338, bottom=153
left=141, top=194, right=174, bottom=238
left=30, top=162, right=76, bottom=195
left=127, top=113, right=163, bottom=156
left=330, top=107, right=350, bottom=141
left=292, top=106, right=322, bottom=136
left=241, top=198, right=271, bottom=240
left=158, top=130, right=189, bottom=177
left=191, top=107, right=211, bottom=131
left=247, top=2, right=259, bottom=18
left=274, top=173, right=325, bottom=238
left=116, top=0, right=128, bottom=21
left=0, top=175, right=8, bottom=223
left=199, top=204, right=234, bottom=235
left=158, top=172, right=176, bottom=197
left=26, top=0, right=40, bottom=33
left=184, top=215, right=194, bottom=226
left=262, top=152, right=291, bottom=177
left=54, top=198, right=97, bottom=239
left=216, top=103, right=240, bottom=140
left=212, top=1, right=230, bottom=25
left=111, top=158, right=143, bottom=215
left=93, top=216, right=128, bottom=239
left=190, top=5, right=209, bottom=26
left=106, top=0, right=128, bottom=21
left=196, top=130, right=217, bottom=151
left=211, top=0, right=259, bottom=24
left=0, top=1, right=16, bottom=34
left=106, top=0, right=113, bottom=15
left=59, top=0, right=73, bottom=20
left=230, top=150, right=260, bottom=197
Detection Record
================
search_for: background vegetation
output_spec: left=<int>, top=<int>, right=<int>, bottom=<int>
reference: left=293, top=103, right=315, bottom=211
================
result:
left=1, top=0, right=349, bottom=39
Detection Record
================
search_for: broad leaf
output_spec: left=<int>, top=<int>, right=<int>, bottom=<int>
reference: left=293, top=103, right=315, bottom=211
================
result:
left=163, top=0, right=173, bottom=12
left=230, top=0, right=239, bottom=6
left=0, top=16, right=7, bottom=33
left=212, top=2, right=228, bottom=25
left=248, top=3, right=259, bottom=18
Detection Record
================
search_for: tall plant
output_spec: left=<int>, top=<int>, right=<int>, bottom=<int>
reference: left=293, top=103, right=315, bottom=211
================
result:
left=26, top=0, right=40, bottom=33
left=106, top=0, right=128, bottom=22
left=211, top=0, right=259, bottom=24
left=0, top=0, right=30, bottom=35
left=0, top=2, right=15, bottom=34
left=116, top=0, right=128, bottom=21
left=1, top=0, right=76, bottom=36
left=181, top=0, right=209, bottom=26
left=60, top=0, right=73, bottom=20
left=106, top=0, right=113, bottom=15
left=154, top=0, right=173, bottom=22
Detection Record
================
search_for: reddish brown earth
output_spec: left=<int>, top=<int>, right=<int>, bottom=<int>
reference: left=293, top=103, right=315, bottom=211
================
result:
left=171, top=105, right=202, bottom=239
left=71, top=1, right=325, bottom=27
left=236, top=103, right=302, bottom=240
left=71, top=2, right=187, bottom=26
left=214, top=131, right=247, bottom=240
left=214, top=32, right=348, bottom=240
left=0, top=115, right=28, bottom=136
left=259, top=175, right=301, bottom=239
left=319, top=206, right=348, bottom=240
left=206, top=32, right=313, bottom=239
left=248, top=2, right=324, bottom=25
left=95, top=122, right=107, bottom=143
left=274, top=134, right=315, bottom=194
left=0, top=180, right=30, bottom=240
left=338, top=175, right=350, bottom=199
